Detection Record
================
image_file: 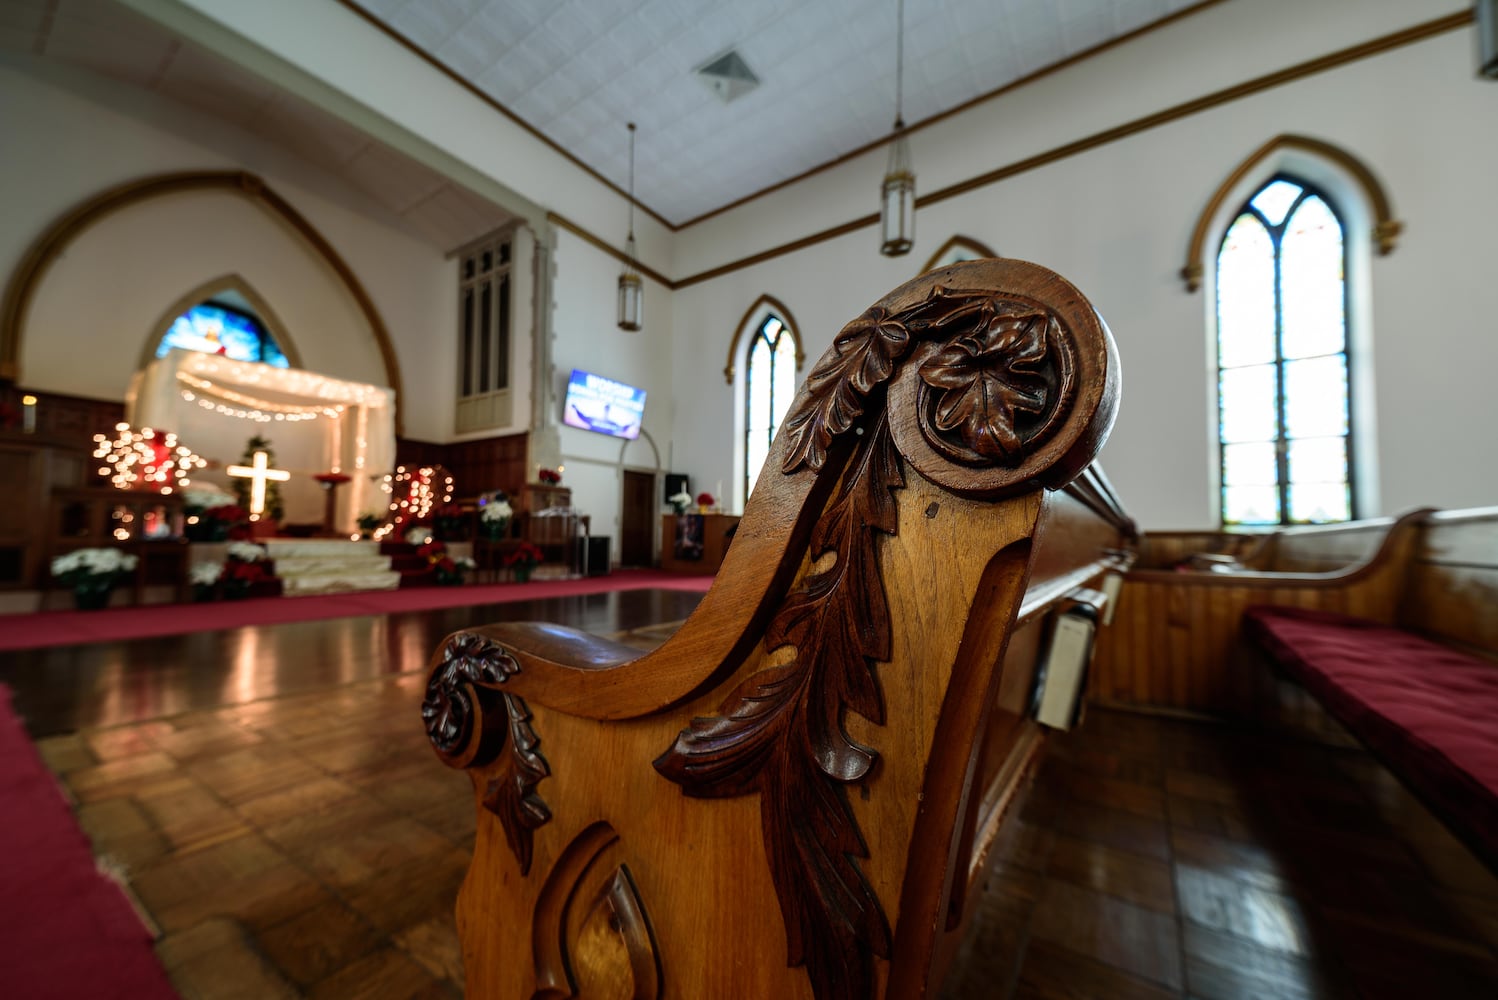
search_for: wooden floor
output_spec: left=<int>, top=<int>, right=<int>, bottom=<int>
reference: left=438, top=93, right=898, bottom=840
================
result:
left=8, top=594, right=1498, bottom=998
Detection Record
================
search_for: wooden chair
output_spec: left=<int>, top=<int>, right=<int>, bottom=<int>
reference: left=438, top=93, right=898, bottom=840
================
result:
left=421, top=259, right=1133, bottom=999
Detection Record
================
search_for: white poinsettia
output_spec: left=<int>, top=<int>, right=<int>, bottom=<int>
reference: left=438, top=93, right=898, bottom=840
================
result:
left=190, top=562, right=224, bottom=586
left=226, top=542, right=267, bottom=562
left=455, top=556, right=476, bottom=570
left=668, top=490, right=693, bottom=508
left=181, top=485, right=236, bottom=510
left=481, top=499, right=513, bottom=522
left=50, top=547, right=138, bottom=586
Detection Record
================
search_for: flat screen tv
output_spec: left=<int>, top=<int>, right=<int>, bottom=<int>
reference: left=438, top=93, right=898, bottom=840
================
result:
left=562, top=369, right=646, bottom=440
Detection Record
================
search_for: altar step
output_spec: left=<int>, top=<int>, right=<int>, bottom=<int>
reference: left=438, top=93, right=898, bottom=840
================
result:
left=261, top=539, right=401, bottom=596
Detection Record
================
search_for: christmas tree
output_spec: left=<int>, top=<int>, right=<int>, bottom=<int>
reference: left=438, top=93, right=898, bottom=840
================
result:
left=233, top=435, right=285, bottom=522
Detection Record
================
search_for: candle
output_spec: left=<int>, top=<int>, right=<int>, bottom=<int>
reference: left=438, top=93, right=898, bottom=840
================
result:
left=21, top=394, right=36, bottom=433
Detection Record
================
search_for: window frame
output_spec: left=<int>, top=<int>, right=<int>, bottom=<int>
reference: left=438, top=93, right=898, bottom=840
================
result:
left=741, top=313, right=798, bottom=505
left=1215, top=174, right=1357, bottom=527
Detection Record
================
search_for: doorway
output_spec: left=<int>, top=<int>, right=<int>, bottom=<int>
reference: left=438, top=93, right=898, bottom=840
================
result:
left=620, top=469, right=656, bottom=567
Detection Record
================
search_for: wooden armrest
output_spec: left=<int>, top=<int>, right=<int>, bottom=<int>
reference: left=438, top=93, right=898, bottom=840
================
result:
left=422, top=259, right=1133, bottom=1000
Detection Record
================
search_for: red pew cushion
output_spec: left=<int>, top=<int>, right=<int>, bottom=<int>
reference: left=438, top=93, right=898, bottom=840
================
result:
left=1243, top=606, right=1498, bottom=861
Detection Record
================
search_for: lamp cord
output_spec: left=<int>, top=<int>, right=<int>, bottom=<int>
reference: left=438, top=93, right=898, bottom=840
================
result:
left=894, top=0, right=905, bottom=130
left=626, top=122, right=637, bottom=244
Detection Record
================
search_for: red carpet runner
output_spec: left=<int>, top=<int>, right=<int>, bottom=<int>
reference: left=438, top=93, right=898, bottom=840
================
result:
left=0, top=684, right=178, bottom=998
left=0, top=570, right=714, bottom=652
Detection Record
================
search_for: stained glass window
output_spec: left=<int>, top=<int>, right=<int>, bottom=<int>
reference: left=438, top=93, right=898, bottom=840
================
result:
left=1216, top=176, right=1352, bottom=525
left=744, top=315, right=798, bottom=501
left=156, top=302, right=288, bottom=367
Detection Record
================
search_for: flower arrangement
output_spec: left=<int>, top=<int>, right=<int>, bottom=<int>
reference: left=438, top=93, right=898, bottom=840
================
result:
left=226, top=541, right=267, bottom=562
left=696, top=491, right=716, bottom=513
left=667, top=489, right=692, bottom=515
left=538, top=468, right=562, bottom=485
left=480, top=494, right=513, bottom=539
left=434, top=503, right=468, bottom=541
left=503, top=541, right=544, bottom=582
left=190, top=561, right=223, bottom=601
left=221, top=556, right=269, bottom=599
left=182, top=487, right=245, bottom=542
left=404, top=523, right=433, bottom=546
left=51, top=547, right=138, bottom=609
left=417, top=540, right=474, bottom=586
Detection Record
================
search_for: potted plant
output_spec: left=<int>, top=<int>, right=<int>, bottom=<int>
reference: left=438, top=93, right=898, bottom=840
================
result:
left=480, top=494, right=513, bottom=540
left=50, top=547, right=138, bottom=610
left=418, top=540, right=475, bottom=586
left=190, top=561, right=223, bottom=601
left=221, top=542, right=272, bottom=599
left=434, top=504, right=468, bottom=542
left=667, top=489, right=692, bottom=515
left=356, top=512, right=383, bottom=540
left=504, top=541, right=544, bottom=583
left=182, top=487, right=241, bottom=542
left=696, top=491, right=716, bottom=514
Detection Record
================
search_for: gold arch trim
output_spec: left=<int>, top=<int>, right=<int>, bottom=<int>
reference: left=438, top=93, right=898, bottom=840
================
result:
left=1181, top=134, right=1402, bottom=293
left=920, top=235, right=999, bottom=275
left=138, top=273, right=305, bottom=373
left=0, top=170, right=406, bottom=433
left=723, top=294, right=805, bottom=385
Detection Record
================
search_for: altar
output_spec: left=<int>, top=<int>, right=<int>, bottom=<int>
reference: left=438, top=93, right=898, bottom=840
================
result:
left=126, top=349, right=395, bottom=532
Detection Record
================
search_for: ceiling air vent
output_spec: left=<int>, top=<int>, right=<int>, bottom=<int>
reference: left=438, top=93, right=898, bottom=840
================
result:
left=695, top=49, right=760, bottom=103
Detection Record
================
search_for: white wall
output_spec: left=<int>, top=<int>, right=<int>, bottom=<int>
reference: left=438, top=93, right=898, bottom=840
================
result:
left=0, top=52, right=457, bottom=442
left=549, top=228, right=673, bottom=548
left=667, top=1, right=1498, bottom=528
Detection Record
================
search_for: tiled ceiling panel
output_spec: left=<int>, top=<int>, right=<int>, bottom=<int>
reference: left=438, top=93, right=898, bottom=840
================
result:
left=349, top=0, right=1201, bottom=224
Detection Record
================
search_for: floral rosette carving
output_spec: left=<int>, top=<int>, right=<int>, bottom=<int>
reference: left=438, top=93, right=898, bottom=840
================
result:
left=916, top=304, right=1074, bottom=467
left=779, top=285, right=1073, bottom=478
left=423, top=632, right=551, bottom=875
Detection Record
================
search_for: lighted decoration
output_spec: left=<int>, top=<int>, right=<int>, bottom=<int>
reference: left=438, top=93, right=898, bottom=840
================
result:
left=92, top=423, right=207, bottom=494
left=228, top=435, right=287, bottom=521
left=227, top=449, right=289, bottom=519
left=374, top=465, right=455, bottom=541
left=178, top=370, right=340, bottom=423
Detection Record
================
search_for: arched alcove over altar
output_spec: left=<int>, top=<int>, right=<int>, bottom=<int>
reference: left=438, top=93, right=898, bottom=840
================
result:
left=127, top=350, right=395, bottom=532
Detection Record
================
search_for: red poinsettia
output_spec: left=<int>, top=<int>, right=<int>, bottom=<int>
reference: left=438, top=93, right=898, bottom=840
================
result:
left=696, top=492, right=715, bottom=506
left=224, top=559, right=266, bottom=583
left=538, top=468, right=562, bottom=485
left=503, top=541, right=544, bottom=568
left=205, top=504, right=246, bottom=523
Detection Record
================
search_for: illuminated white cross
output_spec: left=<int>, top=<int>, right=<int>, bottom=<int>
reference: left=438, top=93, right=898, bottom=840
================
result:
left=227, top=450, right=289, bottom=517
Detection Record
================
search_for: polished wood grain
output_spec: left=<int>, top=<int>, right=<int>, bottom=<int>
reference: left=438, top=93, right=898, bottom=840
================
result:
left=426, top=260, right=1133, bottom=999
left=1090, top=510, right=1428, bottom=713
left=1401, top=506, right=1498, bottom=657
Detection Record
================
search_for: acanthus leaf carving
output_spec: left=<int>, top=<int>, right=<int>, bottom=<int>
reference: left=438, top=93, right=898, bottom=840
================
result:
left=480, top=693, right=551, bottom=876
left=422, top=631, right=551, bottom=876
left=655, top=412, right=902, bottom=1000
left=779, top=306, right=911, bottom=474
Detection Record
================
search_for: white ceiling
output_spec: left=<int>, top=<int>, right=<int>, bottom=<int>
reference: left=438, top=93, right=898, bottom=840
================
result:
left=0, top=0, right=515, bottom=252
left=349, top=0, right=1204, bottom=224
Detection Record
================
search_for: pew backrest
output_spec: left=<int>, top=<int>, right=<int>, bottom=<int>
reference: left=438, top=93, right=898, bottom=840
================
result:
left=1401, top=505, right=1498, bottom=659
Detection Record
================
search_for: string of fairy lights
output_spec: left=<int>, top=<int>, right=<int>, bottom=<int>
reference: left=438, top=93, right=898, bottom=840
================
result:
left=91, top=423, right=207, bottom=493
left=373, top=466, right=455, bottom=540
left=177, top=372, right=342, bottom=423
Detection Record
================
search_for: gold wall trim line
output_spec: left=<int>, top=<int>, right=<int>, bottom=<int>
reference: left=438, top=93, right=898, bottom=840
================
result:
left=670, top=9, right=1471, bottom=289
left=0, top=170, right=407, bottom=434
left=547, top=213, right=674, bottom=290
left=1180, top=134, right=1401, bottom=293
left=724, top=294, right=805, bottom=386
left=332, top=0, right=675, bottom=234
left=674, top=0, right=1231, bottom=230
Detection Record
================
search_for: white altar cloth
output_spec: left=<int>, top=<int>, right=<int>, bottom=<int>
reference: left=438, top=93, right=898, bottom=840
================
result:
left=126, top=349, right=395, bottom=531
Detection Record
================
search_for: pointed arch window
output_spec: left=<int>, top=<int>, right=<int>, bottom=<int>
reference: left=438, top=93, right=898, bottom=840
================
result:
left=744, top=314, right=799, bottom=501
left=1217, top=176, right=1353, bottom=525
left=155, top=301, right=288, bottom=367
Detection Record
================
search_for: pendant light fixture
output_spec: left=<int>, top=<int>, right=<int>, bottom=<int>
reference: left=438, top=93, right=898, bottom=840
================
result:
left=618, top=122, right=643, bottom=331
left=880, top=0, right=915, bottom=257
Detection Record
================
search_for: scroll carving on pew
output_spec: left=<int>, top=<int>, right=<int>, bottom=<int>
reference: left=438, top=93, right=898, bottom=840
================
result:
left=423, top=259, right=1133, bottom=999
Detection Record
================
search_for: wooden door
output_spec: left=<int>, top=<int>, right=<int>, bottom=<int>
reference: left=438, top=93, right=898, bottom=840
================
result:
left=620, top=469, right=655, bottom=567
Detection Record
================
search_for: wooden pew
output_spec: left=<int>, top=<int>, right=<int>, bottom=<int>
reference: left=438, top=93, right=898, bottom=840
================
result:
left=421, top=259, right=1134, bottom=999
left=1092, top=512, right=1431, bottom=714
